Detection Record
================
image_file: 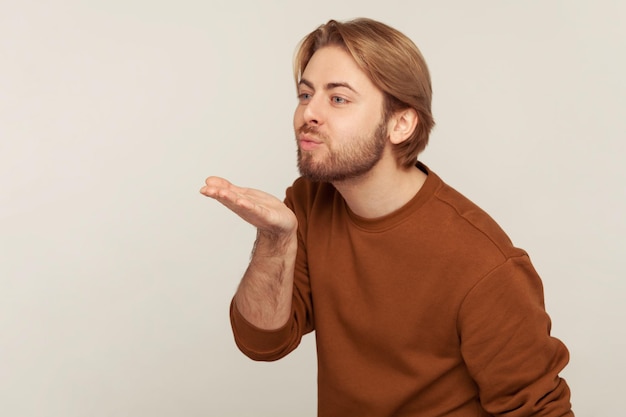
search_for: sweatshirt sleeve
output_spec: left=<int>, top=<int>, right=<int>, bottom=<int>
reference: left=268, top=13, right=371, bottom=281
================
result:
left=229, top=299, right=307, bottom=361
left=458, top=255, right=574, bottom=416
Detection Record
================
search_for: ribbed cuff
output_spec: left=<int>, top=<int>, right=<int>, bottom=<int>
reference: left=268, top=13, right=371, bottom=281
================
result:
left=229, top=299, right=292, bottom=356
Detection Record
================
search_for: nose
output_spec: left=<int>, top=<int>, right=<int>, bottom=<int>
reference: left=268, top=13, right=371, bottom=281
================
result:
left=302, top=94, right=324, bottom=126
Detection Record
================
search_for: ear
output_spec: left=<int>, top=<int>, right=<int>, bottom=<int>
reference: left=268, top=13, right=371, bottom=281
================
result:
left=388, top=108, right=418, bottom=145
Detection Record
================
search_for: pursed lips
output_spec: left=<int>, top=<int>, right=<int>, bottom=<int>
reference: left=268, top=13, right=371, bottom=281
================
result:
left=298, top=134, right=323, bottom=150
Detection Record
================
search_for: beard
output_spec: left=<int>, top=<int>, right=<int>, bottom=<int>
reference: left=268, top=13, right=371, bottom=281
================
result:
left=296, top=119, right=388, bottom=183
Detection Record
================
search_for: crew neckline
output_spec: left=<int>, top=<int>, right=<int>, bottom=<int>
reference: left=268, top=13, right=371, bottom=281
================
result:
left=343, top=162, right=440, bottom=232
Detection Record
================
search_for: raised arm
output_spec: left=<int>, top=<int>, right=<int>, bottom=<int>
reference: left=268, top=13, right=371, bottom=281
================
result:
left=200, top=176, right=298, bottom=330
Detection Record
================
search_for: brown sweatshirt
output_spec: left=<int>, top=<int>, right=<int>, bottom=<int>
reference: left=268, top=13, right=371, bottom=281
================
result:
left=230, top=163, right=573, bottom=417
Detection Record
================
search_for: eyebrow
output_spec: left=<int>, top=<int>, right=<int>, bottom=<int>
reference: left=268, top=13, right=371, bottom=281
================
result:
left=298, top=78, right=360, bottom=95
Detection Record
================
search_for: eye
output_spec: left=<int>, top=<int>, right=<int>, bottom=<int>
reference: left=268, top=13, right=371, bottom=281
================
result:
left=298, top=92, right=312, bottom=103
left=331, top=96, right=348, bottom=104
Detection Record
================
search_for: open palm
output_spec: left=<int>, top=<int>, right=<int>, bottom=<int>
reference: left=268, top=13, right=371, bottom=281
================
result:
left=200, top=176, right=297, bottom=236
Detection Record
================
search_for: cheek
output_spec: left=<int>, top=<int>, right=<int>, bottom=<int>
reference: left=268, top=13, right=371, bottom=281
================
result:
left=332, top=116, right=362, bottom=138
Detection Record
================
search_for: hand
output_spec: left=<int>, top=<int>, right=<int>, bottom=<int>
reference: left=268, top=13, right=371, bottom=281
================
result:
left=200, top=176, right=297, bottom=236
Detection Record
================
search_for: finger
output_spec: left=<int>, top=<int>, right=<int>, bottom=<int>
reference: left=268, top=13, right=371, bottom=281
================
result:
left=202, top=176, right=256, bottom=198
left=200, top=178, right=235, bottom=198
left=200, top=176, right=226, bottom=195
left=204, top=176, right=231, bottom=188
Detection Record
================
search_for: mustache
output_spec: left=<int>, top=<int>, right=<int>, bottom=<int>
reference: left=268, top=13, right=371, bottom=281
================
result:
left=297, top=124, right=319, bottom=135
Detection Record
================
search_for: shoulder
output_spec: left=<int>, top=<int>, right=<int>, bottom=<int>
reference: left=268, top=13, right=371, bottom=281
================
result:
left=285, top=177, right=337, bottom=212
left=423, top=164, right=524, bottom=260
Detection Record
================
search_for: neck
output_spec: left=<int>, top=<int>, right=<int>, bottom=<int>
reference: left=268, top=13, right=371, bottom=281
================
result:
left=332, top=155, right=427, bottom=219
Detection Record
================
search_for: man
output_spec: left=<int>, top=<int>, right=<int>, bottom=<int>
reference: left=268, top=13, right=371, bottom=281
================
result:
left=201, top=18, right=573, bottom=417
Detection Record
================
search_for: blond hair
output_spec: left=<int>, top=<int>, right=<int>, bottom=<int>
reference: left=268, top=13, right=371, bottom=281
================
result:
left=294, top=18, right=435, bottom=168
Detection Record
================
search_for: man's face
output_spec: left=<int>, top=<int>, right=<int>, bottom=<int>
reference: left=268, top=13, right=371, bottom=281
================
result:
left=293, top=46, right=389, bottom=183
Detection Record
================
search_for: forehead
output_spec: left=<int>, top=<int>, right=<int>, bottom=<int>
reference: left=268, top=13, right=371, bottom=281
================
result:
left=301, top=46, right=380, bottom=94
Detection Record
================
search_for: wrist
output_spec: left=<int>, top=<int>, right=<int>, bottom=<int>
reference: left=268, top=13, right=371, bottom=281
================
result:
left=253, top=228, right=297, bottom=257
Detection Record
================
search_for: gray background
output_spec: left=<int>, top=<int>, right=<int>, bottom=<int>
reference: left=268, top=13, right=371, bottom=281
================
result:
left=1, top=1, right=624, bottom=416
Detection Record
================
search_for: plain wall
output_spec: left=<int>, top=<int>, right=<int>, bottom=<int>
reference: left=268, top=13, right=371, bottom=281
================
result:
left=1, top=1, right=624, bottom=416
